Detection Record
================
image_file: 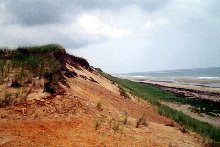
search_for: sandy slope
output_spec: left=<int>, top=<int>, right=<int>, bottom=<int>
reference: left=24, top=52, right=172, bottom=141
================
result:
left=0, top=65, right=204, bottom=146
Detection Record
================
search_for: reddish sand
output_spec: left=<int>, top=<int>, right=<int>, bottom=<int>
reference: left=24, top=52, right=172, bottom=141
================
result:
left=0, top=66, right=204, bottom=146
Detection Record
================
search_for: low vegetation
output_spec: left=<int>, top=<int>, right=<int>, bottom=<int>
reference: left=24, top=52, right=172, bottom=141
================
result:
left=0, top=44, right=68, bottom=107
left=94, top=119, right=101, bottom=130
left=97, top=98, right=104, bottom=111
left=0, top=92, right=12, bottom=107
left=0, top=43, right=92, bottom=108
left=136, top=113, right=148, bottom=128
left=122, top=111, right=128, bottom=125
left=112, top=120, right=120, bottom=131
left=145, top=84, right=220, bottom=117
left=118, top=86, right=130, bottom=99
left=100, top=72, right=220, bottom=142
left=0, top=44, right=62, bottom=83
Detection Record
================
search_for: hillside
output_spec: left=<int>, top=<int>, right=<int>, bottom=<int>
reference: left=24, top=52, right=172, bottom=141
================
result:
left=0, top=44, right=205, bottom=146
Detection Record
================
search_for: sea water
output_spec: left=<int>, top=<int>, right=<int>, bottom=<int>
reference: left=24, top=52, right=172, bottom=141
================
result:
left=118, top=67, right=220, bottom=88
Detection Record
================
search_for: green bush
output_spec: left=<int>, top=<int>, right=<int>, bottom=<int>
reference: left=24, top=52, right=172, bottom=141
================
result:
left=0, top=92, right=12, bottom=107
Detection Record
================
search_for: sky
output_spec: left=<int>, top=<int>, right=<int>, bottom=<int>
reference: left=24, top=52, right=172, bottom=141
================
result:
left=0, top=0, right=220, bottom=73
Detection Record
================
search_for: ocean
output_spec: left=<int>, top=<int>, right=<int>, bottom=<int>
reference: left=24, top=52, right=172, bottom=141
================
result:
left=117, top=67, right=220, bottom=88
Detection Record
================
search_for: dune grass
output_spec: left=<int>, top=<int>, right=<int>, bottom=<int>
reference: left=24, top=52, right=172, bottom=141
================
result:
left=0, top=44, right=65, bottom=97
left=101, top=73, right=220, bottom=142
left=0, top=44, right=62, bottom=80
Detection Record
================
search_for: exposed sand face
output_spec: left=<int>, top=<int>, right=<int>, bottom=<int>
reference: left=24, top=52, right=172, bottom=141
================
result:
left=0, top=117, right=203, bottom=147
left=0, top=65, right=204, bottom=146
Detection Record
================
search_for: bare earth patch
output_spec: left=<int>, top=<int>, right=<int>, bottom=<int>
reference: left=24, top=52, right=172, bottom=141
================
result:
left=0, top=59, right=204, bottom=146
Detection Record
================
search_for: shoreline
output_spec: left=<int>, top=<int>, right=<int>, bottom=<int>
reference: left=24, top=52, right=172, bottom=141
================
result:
left=135, top=80, right=220, bottom=103
left=134, top=79, right=220, bottom=127
left=116, top=75, right=220, bottom=102
left=102, top=74, right=220, bottom=142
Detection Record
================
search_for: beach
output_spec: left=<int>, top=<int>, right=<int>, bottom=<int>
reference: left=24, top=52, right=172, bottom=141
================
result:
left=129, top=77, right=220, bottom=102
left=117, top=75, right=220, bottom=127
left=137, top=79, right=220, bottom=102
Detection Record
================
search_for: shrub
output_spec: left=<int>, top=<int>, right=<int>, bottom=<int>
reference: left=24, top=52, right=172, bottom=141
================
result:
left=112, top=120, right=120, bottom=131
left=15, top=91, right=20, bottom=98
left=49, top=57, right=61, bottom=72
left=44, top=82, right=56, bottom=94
left=97, top=99, right=104, bottom=111
left=119, top=86, right=130, bottom=99
left=136, top=113, right=148, bottom=128
left=26, top=55, right=40, bottom=71
left=0, top=60, right=8, bottom=84
left=39, top=62, right=45, bottom=79
left=94, top=119, right=101, bottom=130
left=0, top=92, right=12, bottom=107
left=122, top=111, right=128, bottom=125
left=11, top=79, right=22, bottom=87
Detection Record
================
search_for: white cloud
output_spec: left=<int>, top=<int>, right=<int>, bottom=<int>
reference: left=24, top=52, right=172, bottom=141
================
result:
left=144, top=18, right=169, bottom=30
left=0, top=13, right=131, bottom=48
left=74, top=14, right=131, bottom=40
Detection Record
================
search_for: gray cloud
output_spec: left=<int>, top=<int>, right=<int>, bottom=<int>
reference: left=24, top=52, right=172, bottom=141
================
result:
left=68, top=0, right=170, bottom=11
left=3, top=0, right=170, bottom=26
left=6, top=0, right=60, bottom=25
left=0, top=0, right=219, bottom=73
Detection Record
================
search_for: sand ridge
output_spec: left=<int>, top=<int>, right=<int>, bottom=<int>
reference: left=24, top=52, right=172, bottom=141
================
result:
left=0, top=64, right=204, bottom=146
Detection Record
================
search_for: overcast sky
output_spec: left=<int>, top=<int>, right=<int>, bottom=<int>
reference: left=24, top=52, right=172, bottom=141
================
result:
left=0, top=0, right=220, bottom=73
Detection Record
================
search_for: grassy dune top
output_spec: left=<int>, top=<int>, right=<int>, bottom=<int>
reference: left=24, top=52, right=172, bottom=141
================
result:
left=0, top=44, right=91, bottom=107
left=0, top=44, right=62, bottom=80
left=0, top=44, right=63, bottom=55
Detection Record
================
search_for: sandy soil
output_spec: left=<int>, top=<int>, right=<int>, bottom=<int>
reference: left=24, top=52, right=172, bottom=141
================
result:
left=0, top=116, right=203, bottom=147
left=0, top=66, right=205, bottom=146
